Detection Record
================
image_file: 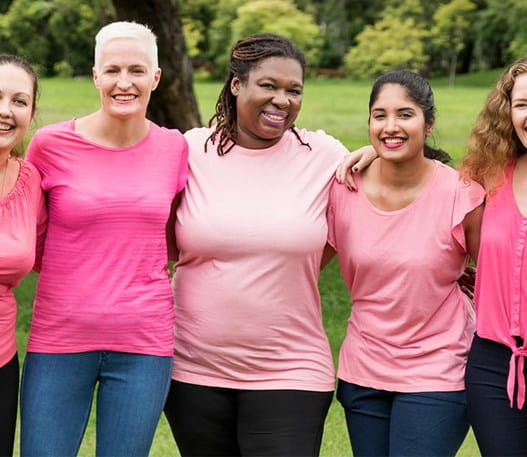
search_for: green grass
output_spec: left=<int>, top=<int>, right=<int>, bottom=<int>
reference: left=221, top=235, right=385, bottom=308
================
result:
left=13, top=74, right=492, bottom=456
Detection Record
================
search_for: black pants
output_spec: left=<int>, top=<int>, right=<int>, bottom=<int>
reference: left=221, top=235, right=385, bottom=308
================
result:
left=0, top=354, right=19, bottom=457
left=164, top=380, right=333, bottom=457
left=466, top=334, right=527, bottom=457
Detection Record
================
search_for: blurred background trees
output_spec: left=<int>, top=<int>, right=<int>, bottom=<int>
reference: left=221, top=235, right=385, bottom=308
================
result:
left=0, top=0, right=525, bottom=81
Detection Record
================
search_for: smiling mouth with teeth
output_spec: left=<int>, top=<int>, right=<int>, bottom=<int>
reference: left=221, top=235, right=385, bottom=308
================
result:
left=113, top=95, right=136, bottom=101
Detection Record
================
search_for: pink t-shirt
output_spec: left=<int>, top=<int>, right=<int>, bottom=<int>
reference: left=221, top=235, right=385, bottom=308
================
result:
left=0, top=159, right=46, bottom=367
left=171, top=127, right=348, bottom=391
left=26, top=119, right=188, bottom=356
left=328, top=161, right=485, bottom=392
left=475, top=162, right=527, bottom=408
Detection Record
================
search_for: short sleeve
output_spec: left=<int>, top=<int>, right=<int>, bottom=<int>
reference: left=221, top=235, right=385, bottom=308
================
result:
left=451, top=177, right=485, bottom=249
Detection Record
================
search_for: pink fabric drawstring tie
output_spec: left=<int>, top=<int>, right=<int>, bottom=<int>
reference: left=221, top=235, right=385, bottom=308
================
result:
left=507, top=347, right=527, bottom=409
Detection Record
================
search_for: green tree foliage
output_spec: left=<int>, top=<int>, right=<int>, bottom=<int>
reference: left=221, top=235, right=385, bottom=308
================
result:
left=180, top=0, right=217, bottom=60
left=206, top=0, right=248, bottom=77
left=472, top=0, right=527, bottom=66
left=344, top=16, right=428, bottom=78
left=231, top=0, right=321, bottom=64
left=432, top=0, right=476, bottom=86
left=0, top=0, right=113, bottom=76
left=1, top=0, right=57, bottom=75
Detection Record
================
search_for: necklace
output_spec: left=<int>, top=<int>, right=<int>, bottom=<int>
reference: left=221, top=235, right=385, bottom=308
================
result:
left=0, top=156, right=10, bottom=198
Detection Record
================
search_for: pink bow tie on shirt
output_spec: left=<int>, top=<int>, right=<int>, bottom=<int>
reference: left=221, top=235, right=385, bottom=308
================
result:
left=508, top=346, right=527, bottom=409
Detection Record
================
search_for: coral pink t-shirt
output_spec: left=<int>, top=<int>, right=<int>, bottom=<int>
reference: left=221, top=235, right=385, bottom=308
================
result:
left=328, top=161, right=485, bottom=392
left=26, top=120, right=188, bottom=356
left=171, top=127, right=348, bottom=391
left=0, top=159, right=46, bottom=367
left=475, top=163, right=527, bottom=408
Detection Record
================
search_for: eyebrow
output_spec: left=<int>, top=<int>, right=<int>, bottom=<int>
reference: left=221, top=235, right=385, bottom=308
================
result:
left=257, top=76, right=303, bottom=87
left=371, top=107, right=416, bottom=112
left=0, top=90, right=31, bottom=98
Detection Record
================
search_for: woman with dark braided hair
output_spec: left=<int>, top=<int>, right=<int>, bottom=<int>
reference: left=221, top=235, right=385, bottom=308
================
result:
left=163, top=33, right=371, bottom=456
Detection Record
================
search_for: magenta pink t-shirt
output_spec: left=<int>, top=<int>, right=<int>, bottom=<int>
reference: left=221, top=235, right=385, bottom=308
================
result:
left=475, top=162, right=527, bottom=408
left=0, top=159, right=46, bottom=367
left=171, top=127, right=348, bottom=391
left=328, top=161, right=485, bottom=392
left=26, top=120, right=188, bottom=356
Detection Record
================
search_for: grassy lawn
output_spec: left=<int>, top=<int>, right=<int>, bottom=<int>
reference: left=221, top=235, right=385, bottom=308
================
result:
left=13, top=72, right=496, bottom=456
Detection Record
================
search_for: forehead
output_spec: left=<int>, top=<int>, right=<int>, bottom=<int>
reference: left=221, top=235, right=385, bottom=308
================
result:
left=0, top=64, right=34, bottom=95
left=248, top=57, right=303, bottom=83
left=511, top=73, right=527, bottom=99
left=99, top=37, right=153, bottom=67
left=372, top=83, right=417, bottom=108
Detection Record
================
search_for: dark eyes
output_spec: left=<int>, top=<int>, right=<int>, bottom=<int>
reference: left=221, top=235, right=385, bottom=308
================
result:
left=259, top=83, right=302, bottom=96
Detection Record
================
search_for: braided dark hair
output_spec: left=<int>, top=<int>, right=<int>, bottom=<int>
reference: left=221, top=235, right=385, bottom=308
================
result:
left=206, top=33, right=310, bottom=155
left=369, top=70, right=451, bottom=164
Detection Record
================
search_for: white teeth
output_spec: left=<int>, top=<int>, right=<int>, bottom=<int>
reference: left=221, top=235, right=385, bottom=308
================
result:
left=384, top=138, right=403, bottom=144
left=0, top=124, right=12, bottom=131
left=264, top=113, right=286, bottom=121
left=114, top=95, right=135, bottom=101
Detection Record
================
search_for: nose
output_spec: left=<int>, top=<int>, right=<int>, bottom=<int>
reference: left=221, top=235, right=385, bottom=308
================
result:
left=0, top=99, right=11, bottom=118
left=272, top=90, right=290, bottom=108
left=116, top=72, right=132, bottom=90
left=384, top=115, right=399, bottom=133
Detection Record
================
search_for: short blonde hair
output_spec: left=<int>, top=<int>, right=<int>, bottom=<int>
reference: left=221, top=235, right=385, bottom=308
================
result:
left=94, top=21, right=158, bottom=71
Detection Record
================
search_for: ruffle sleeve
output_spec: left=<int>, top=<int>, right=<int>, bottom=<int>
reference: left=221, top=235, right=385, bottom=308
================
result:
left=451, top=176, right=486, bottom=249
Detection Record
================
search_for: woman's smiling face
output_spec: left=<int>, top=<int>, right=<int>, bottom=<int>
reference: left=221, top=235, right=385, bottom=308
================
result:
left=231, top=56, right=304, bottom=150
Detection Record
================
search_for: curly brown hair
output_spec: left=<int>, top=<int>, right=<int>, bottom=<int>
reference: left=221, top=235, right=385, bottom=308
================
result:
left=206, top=33, right=310, bottom=156
left=459, top=57, right=527, bottom=192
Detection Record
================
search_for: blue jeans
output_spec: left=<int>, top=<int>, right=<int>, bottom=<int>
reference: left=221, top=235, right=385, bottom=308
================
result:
left=337, top=380, right=469, bottom=457
left=20, top=351, right=172, bottom=457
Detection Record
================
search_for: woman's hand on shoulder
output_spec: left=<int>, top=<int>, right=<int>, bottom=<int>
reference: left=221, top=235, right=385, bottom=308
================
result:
left=336, top=145, right=377, bottom=191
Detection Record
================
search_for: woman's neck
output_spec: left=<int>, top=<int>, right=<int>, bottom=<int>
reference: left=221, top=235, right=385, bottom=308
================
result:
left=75, top=110, right=150, bottom=148
left=362, top=155, right=435, bottom=211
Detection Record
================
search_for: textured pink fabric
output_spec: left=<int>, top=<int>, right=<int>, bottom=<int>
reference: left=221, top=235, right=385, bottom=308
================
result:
left=328, top=161, right=485, bottom=392
left=475, top=163, right=527, bottom=408
left=26, top=120, right=188, bottom=356
left=0, top=159, right=46, bottom=366
left=171, top=127, right=348, bottom=391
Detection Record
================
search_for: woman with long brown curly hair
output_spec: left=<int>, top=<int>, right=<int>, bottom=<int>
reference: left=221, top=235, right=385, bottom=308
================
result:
left=460, top=57, right=527, bottom=456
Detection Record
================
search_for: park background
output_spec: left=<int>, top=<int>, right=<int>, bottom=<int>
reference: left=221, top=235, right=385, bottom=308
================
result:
left=3, top=0, right=521, bottom=455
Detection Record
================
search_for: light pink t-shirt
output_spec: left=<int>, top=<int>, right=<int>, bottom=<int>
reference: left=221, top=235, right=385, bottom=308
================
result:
left=475, top=162, right=527, bottom=408
left=26, top=120, right=188, bottom=356
left=171, top=127, right=348, bottom=391
left=0, top=159, right=46, bottom=367
left=328, top=161, right=485, bottom=392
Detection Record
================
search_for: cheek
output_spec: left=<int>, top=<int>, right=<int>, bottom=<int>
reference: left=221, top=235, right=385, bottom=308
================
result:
left=512, top=111, right=526, bottom=136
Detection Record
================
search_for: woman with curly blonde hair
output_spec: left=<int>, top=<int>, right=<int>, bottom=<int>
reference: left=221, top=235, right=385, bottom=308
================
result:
left=460, top=57, right=527, bottom=456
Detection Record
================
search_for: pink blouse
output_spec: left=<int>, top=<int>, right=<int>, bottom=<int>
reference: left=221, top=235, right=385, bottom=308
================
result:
left=0, top=159, right=46, bottom=367
left=328, top=161, right=485, bottom=392
left=475, top=162, right=527, bottom=409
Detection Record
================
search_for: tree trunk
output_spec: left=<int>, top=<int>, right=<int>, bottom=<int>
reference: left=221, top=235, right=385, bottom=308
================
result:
left=112, top=0, right=201, bottom=131
left=448, top=52, right=457, bottom=88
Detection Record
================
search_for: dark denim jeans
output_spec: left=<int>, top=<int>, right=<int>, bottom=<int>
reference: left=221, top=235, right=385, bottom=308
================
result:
left=337, top=379, right=469, bottom=457
left=20, top=351, right=172, bottom=457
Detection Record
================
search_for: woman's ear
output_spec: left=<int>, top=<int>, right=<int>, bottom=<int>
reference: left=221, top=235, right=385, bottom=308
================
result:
left=231, top=76, right=240, bottom=96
